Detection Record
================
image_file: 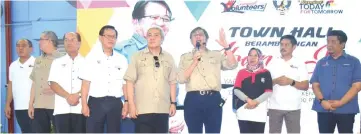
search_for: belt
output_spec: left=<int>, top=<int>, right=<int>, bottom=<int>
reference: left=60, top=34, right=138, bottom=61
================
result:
left=189, top=90, right=218, bottom=95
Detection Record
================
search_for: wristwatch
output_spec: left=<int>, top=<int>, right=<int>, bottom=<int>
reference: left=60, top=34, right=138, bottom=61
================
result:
left=224, top=46, right=232, bottom=51
left=319, top=98, right=325, bottom=104
left=171, top=102, right=177, bottom=106
left=291, top=80, right=296, bottom=86
left=124, top=100, right=128, bottom=103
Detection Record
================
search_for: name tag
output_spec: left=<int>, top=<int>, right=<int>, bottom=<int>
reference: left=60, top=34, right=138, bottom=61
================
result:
left=290, top=65, right=298, bottom=69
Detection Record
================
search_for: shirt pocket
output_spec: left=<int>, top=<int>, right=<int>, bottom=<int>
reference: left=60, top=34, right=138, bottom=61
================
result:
left=138, top=59, right=152, bottom=75
left=338, top=64, right=353, bottom=82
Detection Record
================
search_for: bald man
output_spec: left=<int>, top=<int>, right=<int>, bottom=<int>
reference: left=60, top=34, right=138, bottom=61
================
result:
left=48, top=32, right=86, bottom=133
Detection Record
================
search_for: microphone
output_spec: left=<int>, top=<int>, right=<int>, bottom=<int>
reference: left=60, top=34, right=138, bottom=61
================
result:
left=196, top=41, right=201, bottom=61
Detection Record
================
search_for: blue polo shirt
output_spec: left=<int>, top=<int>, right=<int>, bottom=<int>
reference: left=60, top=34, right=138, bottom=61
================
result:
left=310, top=52, right=361, bottom=114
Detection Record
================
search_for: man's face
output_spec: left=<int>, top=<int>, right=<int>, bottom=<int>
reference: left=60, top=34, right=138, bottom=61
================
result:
left=100, top=29, right=117, bottom=49
left=190, top=30, right=207, bottom=48
left=327, top=36, right=344, bottom=54
left=16, top=40, right=32, bottom=57
left=280, top=39, right=295, bottom=56
left=134, top=2, right=171, bottom=38
left=39, top=34, right=54, bottom=54
left=146, top=28, right=162, bottom=48
left=64, top=33, right=80, bottom=54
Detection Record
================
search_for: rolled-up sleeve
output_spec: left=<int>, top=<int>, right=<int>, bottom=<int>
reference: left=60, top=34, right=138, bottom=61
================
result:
left=221, top=53, right=238, bottom=70
left=168, top=56, right=177, bottom=84
left=310, top=60, right=322, bottom=84
left=177, top=55, right=188, bottom=84
left=352, top=59, right=361, bottom=83
left=48, top=59, right=60, bottom=84
left=123, top=54, right=137, bottom=82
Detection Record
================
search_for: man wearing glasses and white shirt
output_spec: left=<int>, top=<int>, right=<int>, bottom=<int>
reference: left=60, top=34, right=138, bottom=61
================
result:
left=80, top=25, right=128, bottom=133
left=48, top=32, right=86, bottom=133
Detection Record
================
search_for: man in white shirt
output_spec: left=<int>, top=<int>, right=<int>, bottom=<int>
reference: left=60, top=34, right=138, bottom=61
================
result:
left=267, top=35, right=309, bottom=133
left=48, top=32, right=85, bottom=133
left=5, top=39, right=35, bottom=133
left=79, top=25, right=128, bottom=133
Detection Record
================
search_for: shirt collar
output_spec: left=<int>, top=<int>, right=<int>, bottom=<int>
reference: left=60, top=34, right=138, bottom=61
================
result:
left=132, top=33, right=147, bottom=50
left=327, top=50, right=348, bottom=60
left=42, top=50, right=61, bottom=59
left=65, top=53, right=81, bottom=60
left=101, top=46, right=114, bottom=56
left=192, top=47, right=209, bottom=54
left=17, top=56, right=34, bottom=65
left=143, top=47, right=163, bottom=55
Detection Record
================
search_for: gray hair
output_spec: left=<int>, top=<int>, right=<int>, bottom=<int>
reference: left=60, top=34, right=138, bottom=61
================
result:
left=42, top=31, right=59, bottom=48
left=147, top=26, right=165, bottom=43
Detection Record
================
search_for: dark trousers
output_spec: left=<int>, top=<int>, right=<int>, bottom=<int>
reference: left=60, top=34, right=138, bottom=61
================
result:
left=86, top=96, right=122, bottom=133
left=54, top=113, right=86, bottom=133
left=33, top=108, right=56, bottom=133
left=14, top=110, right=33, bottom=133
left=121, top=118, right=135, bottom=133
left=134, top=113, right=169, bottom=133
left=238, top=120, right=265, bottom=133
left=317, top=112, right=355, bottom=133
left=184, top=91, right=223, bottom=133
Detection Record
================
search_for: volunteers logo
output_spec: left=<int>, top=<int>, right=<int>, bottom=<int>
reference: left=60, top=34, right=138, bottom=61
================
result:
left=221, top=0, right=267, bottom=14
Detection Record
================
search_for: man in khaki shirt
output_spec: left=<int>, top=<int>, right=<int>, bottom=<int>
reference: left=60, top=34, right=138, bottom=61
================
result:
left=177, top=27, right=238, bottom=133
left=28, top=31, right=63, bottom=133
left=124, top=26, right=177, bottom=133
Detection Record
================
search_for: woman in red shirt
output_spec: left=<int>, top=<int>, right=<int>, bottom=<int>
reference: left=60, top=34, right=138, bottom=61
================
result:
left=232, top=47, right=273, bottom=133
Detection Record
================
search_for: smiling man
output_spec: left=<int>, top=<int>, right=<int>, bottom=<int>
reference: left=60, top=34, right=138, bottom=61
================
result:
left=310, top=30, right=361, bottom=133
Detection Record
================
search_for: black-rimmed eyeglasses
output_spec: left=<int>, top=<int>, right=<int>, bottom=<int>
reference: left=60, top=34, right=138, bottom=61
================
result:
left=153, top=56, right=160, bottom=68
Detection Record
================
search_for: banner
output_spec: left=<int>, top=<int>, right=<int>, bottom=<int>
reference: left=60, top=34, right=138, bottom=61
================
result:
left=77, top=0, right=361, bottom=133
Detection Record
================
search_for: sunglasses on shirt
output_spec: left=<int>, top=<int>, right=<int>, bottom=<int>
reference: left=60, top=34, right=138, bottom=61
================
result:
left=153, top=56, right=160, bottom=68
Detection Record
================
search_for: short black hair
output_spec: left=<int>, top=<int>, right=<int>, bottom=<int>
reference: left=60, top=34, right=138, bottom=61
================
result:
left=280, top=35, right=297, bottom=46
left=189, top=27, right=209, bottom=40
left=132, top=0, right=173, bottom=20
left=99, top=25, right=118, bottom=38
left=63, top=32, right=81, bottom=42
left=16, top=39, right=33, bottom=48
left=327, top=30, right=347, bottom=44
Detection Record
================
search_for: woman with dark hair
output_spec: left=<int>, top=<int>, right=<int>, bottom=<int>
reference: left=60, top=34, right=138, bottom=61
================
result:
left=232, top=47, right=273, bottom=133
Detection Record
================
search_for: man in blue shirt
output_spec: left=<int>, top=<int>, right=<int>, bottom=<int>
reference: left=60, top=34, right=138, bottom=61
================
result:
left=310, top=30, right=361, bottom=133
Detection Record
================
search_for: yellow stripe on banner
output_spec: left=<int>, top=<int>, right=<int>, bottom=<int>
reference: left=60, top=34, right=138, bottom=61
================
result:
left=77, top=8, right=114, bottom=56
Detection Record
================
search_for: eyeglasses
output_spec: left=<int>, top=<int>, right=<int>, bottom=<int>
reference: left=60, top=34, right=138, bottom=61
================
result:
left=102, top=35, right=117, bottom=40
left=153, top=56, right=160, bottom=68
left=39, top=38, right=50, bottom=42
left=143, top=15, right=174, bottom=23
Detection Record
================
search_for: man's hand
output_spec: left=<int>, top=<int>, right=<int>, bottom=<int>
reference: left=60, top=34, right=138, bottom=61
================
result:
left=82, top=103, right=90, bottom=117
left=5, top=104, right=11, bottom=119
left=193, top=51, right=201, bottom=65
left=215, top=28, right=229, bottom=48
left=169, top=104, right=176, bottom=117
left=66, top=93, right=80, bottom=106
left=122, top=102, right=128, bottom=119
left=321, top=100, right=335, bottom=111
left=329, top=100, right=343, bottom=109
left=277, top=76, right=293, bottom=86
left=129, top=102, right=138, bottom=119
left=28, top=105, right=34, bottom=119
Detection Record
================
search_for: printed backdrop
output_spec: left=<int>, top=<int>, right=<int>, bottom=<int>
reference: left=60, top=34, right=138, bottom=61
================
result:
left=77, top=0, right=361, bottom=133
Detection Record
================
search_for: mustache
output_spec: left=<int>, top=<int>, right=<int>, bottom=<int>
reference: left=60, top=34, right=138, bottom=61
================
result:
left=280, top=49, right=286, bottom=52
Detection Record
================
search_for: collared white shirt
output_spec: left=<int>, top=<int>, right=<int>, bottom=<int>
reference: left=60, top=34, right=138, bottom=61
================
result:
left=79, top=47, right=127, bottom=98
left=9, top=56, right=35, bottom=110
left=267, top=56, right=309, bottom=110
left=48, top=54, right=85, bottom=115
